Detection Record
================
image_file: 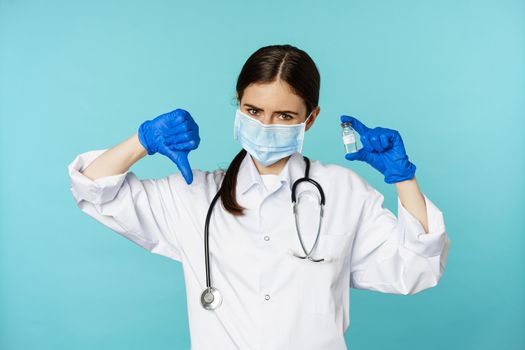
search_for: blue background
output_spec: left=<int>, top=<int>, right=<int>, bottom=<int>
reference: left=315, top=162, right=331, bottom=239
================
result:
left=1, top=0, right=523, bottom=349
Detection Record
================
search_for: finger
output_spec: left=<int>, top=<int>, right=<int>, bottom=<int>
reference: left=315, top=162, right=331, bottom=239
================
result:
left=170, top=108, right=191, bottom=121
left=176, top=151, right=194, bottom=184
left=162, top=147, right=194, bottom=184
left=163, top=108, right=197, bottom=135
left=369, top=131, right=384, bottom=152
left=166, top=139, right=199, bottom=151
left=340, top=115, right=369, bottom=135
left=345, top=148, right=367, bottom=161
left=164, top=130, right=196, bottom=145
left=379, top=133, right=391, bottom=150
left=159, top=144, right=178, bottom=164
left=163, top=119, right=193, bottom=137
left=162, top=109, right=188, bottom=127
left=174, top=109, right=199, bottom=131
left=390, top=130, right=404, bottom=147
left=360, top=133, right=374, bottom=152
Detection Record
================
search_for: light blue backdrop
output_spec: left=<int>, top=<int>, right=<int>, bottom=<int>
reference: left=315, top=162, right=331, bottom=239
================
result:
left=1, top=0, right=523, bottom=349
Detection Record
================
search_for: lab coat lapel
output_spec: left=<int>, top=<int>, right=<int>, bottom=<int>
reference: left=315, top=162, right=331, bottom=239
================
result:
left=236, top=151, right=307, bottom=198
left=278, top=152, right=307, bottom=196
left=237, top=152, right=263, bottom=196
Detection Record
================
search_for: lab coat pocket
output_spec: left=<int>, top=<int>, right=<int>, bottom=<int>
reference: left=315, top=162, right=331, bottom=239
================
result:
left=287, top=233, right=350, bottom=315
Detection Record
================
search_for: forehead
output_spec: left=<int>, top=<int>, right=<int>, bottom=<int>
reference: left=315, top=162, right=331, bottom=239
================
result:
left=241, top=80, right=305, bottom=112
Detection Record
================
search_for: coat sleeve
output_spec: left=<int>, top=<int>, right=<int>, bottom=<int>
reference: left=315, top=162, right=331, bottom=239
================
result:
left=349, top=185, right=451, bottom=295
left=67, top=149, right=185, bottom=262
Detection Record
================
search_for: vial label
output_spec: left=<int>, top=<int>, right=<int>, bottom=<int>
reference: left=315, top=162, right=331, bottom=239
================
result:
left=343, top=133, right=356, bottom=144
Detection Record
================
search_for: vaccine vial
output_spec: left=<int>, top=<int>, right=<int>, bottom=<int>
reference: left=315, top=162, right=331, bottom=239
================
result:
left=341, top=122, right=358, bottom=153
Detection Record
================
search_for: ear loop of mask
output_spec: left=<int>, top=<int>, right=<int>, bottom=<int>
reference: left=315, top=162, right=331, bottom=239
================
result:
left=304, top=110, right=314, bottom=125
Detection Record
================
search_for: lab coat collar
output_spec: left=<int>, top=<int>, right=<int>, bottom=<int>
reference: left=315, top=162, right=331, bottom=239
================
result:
left=237, top=151, right=307, bottom=196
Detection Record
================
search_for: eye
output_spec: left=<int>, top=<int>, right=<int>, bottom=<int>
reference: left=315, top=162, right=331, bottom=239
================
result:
left=278, top=113, right=294, bottom=121
left=247, top=108, right=259, bottom=115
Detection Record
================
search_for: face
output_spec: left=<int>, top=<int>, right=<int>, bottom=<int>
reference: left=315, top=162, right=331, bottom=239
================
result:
left=236, top=79, right=320, bottom=132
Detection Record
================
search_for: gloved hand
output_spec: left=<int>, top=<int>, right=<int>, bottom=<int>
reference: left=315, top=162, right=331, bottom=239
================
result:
left=340, top=115, right=416, bottom=184
left=138, top=108, right=200, bottom=185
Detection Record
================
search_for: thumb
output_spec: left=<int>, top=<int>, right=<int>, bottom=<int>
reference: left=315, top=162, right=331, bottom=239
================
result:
left=345, top=148, right=367, bottom=162
left=164, top=148, right=194, bottom=184
left=340, top=115, right=369, bottom=136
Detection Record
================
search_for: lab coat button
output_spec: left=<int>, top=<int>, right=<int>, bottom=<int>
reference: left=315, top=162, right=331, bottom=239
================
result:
left=264, top=236, right=270, bottom=241
left=264, top=294, right=270, bottom=300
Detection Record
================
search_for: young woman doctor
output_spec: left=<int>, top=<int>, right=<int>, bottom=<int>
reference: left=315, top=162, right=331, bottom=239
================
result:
left=68, top=44, right=451, bottom=350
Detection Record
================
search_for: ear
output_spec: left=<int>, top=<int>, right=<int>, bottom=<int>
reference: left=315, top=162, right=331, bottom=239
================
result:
left=305, top=106, right=320, bottom=132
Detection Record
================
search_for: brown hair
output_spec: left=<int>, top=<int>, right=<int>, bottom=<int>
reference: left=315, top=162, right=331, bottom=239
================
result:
left=219, top=44, right=321, bottom=216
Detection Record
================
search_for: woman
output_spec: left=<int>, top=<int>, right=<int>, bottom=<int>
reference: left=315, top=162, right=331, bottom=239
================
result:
left=68, top=44, right=451, bottom=350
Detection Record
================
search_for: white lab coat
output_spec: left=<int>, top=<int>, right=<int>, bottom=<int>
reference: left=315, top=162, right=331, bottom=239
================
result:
left=68, top=149, right=451, bottom=350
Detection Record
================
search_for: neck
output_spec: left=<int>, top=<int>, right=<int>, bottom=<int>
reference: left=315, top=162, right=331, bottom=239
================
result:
left=253, top=155, right=291, bottom=175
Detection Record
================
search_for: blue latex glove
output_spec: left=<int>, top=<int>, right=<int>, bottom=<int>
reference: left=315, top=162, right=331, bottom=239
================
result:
left=340, top=115, right=416, bottom=184
left=138, top=108, right=200, bottom=184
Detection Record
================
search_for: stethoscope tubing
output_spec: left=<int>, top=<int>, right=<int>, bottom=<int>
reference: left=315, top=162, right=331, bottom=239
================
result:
left=201, top=155, right=325, bottom=309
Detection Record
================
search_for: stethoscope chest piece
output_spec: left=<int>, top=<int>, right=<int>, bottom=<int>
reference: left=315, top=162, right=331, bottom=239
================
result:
left=200, top=287, right=222, bottom=310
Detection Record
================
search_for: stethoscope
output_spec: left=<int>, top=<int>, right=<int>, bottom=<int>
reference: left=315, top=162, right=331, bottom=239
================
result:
left=200, top=155, right=326, bottom=310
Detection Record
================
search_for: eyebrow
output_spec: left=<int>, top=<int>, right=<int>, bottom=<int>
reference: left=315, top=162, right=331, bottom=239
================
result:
left=243, top=103, right=299, bottom=116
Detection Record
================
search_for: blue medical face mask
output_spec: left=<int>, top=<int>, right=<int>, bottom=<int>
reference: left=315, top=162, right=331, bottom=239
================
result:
left=233, top=108, right=313, bottom=166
